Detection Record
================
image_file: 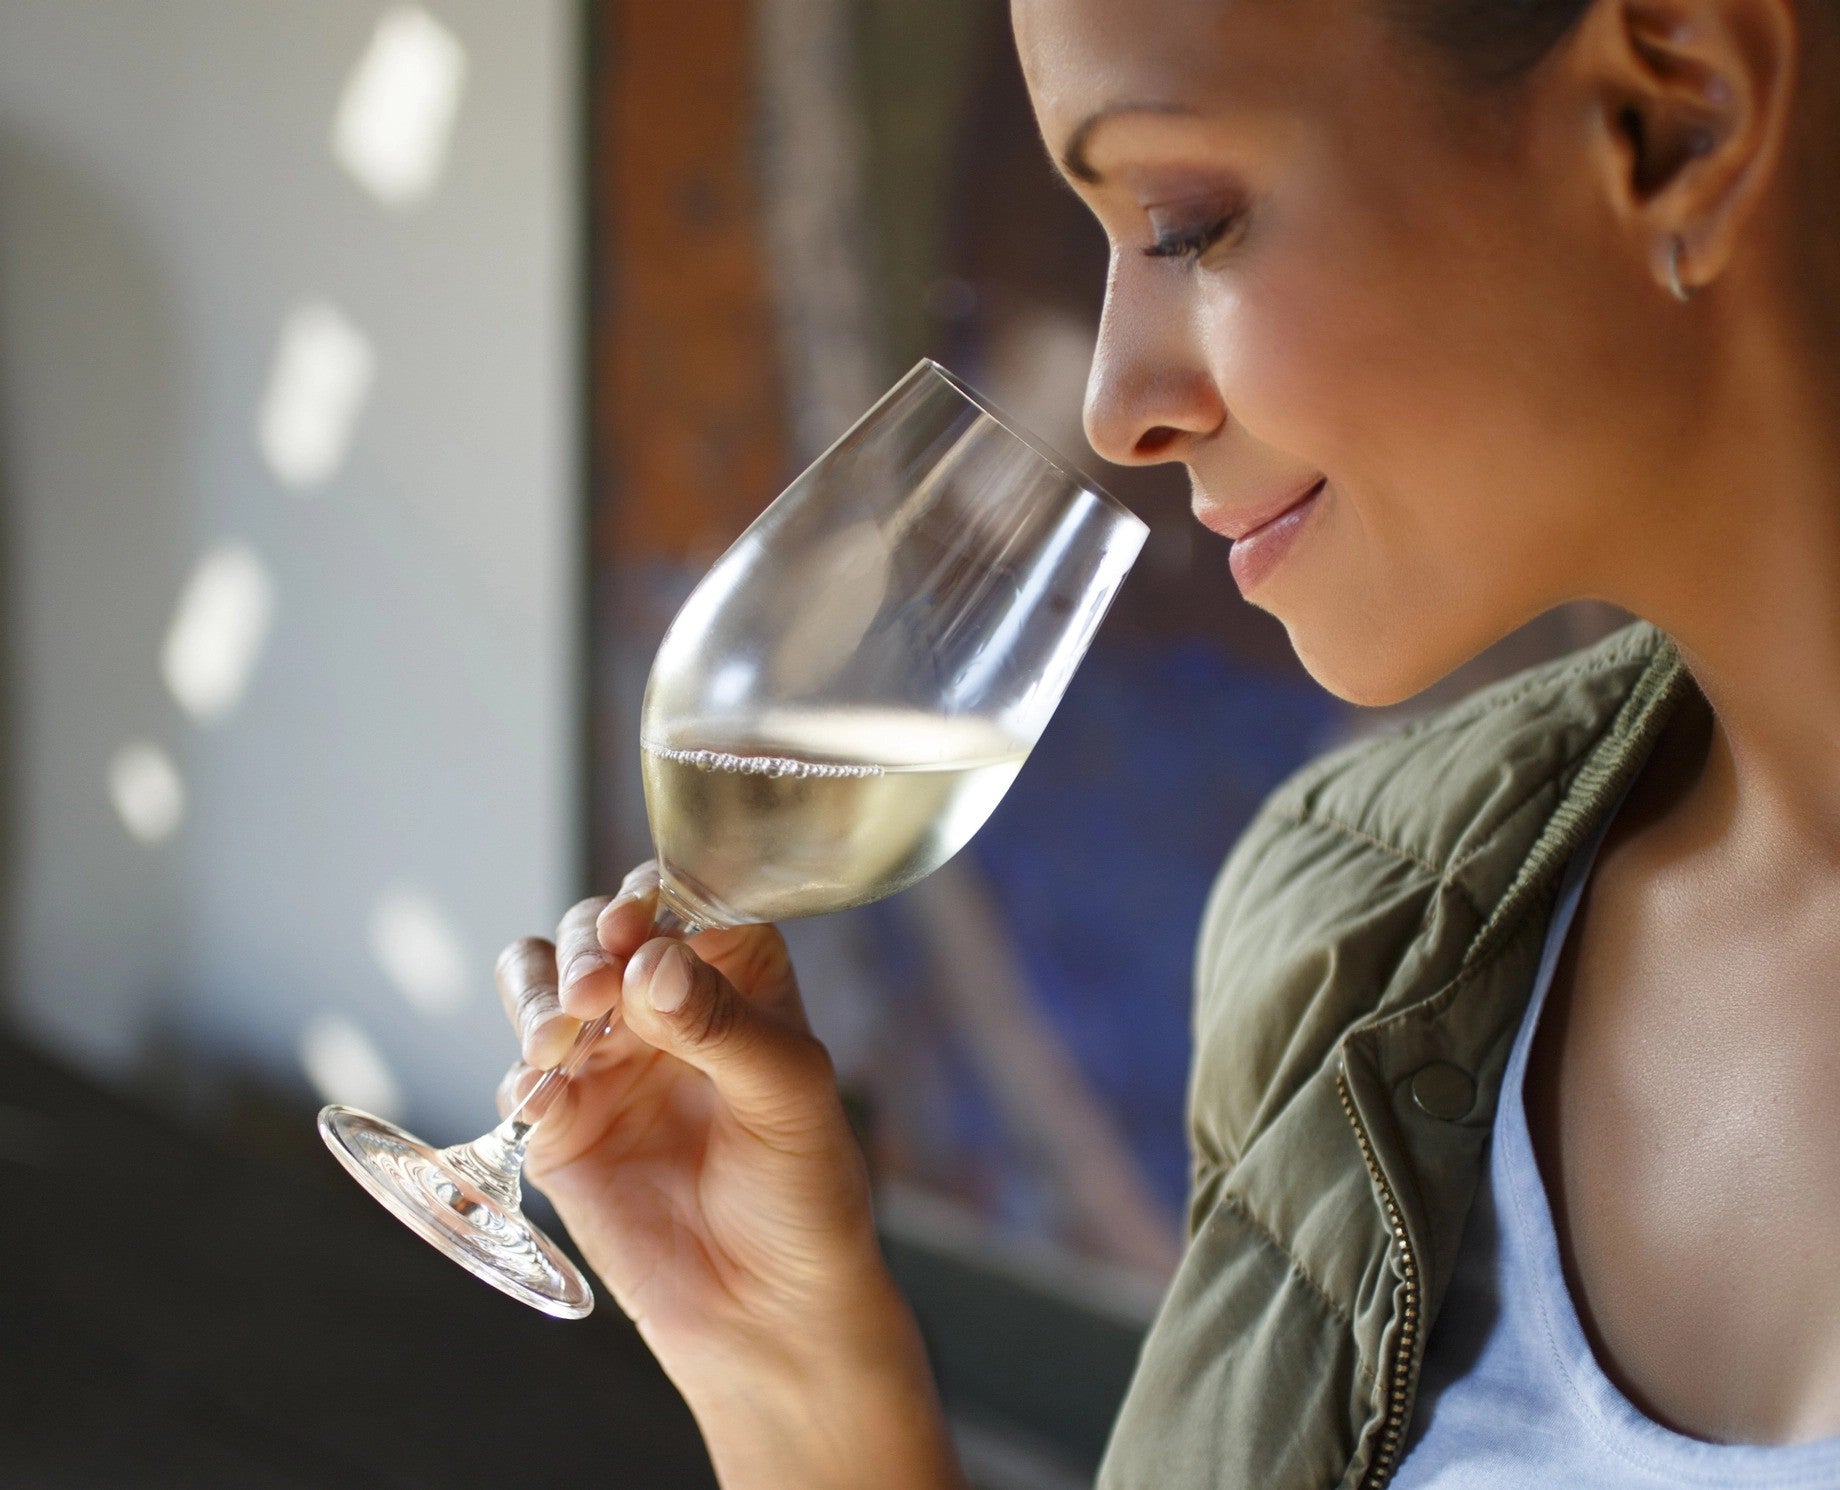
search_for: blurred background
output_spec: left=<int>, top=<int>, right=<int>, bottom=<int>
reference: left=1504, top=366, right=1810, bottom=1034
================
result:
left=0, top=2, right=1629, bottom=1485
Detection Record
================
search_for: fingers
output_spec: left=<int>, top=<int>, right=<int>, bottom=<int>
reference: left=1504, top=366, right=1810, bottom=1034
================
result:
left=495, top=867, right=664, bottom=1064
left=682, top=921, right=809, bottom=1028
left=594, top=864, right=808, bottom=1031
left=495, top=1059, right=541, bottom=1119
left=494, top=936, right=579, bottom=1068
left=559, top=863, right=658, bottom=1019
left=555, top=894, right=621, bottom=1023
left=592, top=862, right=660, bottom=942
left=620, top=936, right=839, bottom=1144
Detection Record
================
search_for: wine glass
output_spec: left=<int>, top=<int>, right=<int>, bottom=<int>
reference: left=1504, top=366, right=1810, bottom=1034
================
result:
left=319, top=359, right=1148, bottom=1318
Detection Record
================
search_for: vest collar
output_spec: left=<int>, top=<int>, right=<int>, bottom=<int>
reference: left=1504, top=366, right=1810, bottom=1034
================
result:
left=1463, top=620, right=1697, bottom=970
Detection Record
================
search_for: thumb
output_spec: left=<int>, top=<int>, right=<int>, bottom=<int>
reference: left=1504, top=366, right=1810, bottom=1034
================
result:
left=621, top=937, right=838, bottom=1142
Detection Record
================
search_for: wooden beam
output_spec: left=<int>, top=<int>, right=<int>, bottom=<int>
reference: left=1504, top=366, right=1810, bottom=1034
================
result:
left=588, top=0, right=787, bottom=564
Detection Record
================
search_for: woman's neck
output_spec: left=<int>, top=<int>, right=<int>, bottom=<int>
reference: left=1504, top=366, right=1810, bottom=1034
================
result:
left=1616, top=306, right=1840, bottom=876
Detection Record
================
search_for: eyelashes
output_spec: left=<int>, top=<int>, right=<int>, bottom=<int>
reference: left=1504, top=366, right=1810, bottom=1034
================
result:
left=1143, top=207, right=1249, bottom=265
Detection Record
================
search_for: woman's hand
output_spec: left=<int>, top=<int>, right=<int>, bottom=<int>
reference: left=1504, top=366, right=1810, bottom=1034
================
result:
left=494, top=864, right=964, bottom=1490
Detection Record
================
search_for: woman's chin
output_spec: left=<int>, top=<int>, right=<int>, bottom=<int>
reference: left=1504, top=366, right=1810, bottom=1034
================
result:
left=1285, top=623, right=1466, bottom=711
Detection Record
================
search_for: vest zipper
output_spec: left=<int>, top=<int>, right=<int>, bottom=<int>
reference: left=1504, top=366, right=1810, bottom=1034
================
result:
left=1337, top=1069, right=1420, bottom=1490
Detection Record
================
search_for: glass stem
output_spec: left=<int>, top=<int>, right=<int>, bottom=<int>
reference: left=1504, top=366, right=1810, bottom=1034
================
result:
left=453, top=898, right=703, bottom=1198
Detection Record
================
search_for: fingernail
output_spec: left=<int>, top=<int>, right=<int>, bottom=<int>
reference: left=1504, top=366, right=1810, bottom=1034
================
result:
left=524, top=1010, right=576, bottom=1067
left=615, top=866, right=659, bottom=903
left=598, top=889, right=651, bottom=934
left=561, top=953, right=606, bottom=990
left=648, top=943, right=693, bottom=1013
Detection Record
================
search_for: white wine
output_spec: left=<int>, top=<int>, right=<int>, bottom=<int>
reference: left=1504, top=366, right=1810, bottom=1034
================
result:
left=641, top=707, right=1029, bottom=926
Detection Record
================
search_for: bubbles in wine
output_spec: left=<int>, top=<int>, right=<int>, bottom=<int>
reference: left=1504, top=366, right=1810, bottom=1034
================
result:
left=646, top=745, right=883, bottom=781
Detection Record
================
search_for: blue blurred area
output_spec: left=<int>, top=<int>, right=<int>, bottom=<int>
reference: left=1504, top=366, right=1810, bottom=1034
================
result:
left=967, top=636, right=1344, bottom=1227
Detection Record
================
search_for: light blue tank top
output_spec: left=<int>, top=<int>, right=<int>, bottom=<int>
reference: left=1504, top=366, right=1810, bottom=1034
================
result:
left=1392, top=781, right=1840, bottom=1488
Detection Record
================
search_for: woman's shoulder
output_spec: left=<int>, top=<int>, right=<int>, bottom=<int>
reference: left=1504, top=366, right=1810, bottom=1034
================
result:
left=1185, top=616, right=1676, bottom=1180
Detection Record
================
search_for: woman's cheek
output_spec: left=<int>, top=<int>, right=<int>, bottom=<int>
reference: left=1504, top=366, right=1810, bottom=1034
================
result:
left=1204, top=280, right=1361, bottom=467
left=1252, top=219, right=1458, bottom=427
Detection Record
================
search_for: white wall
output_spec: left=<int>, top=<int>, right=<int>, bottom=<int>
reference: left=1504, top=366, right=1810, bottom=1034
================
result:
left=0, top=1, right=580, bottom=1136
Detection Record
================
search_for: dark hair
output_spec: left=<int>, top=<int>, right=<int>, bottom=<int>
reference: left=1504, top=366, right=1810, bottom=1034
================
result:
left=1392, top=0, right=1594, bottom=83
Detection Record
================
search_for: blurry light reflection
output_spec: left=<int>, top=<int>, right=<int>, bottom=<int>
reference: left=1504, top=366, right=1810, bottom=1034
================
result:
left=300, top=1013, right=406, bottom=1120
left=161, top=543, right=276, bottom=724
left=332, top=6, right=468, bottom=207
left=259, top=301, right=376, bottom=490
left=369, top=884, right=469, bottom=1015
left=106, top=740, right=186, bottom=844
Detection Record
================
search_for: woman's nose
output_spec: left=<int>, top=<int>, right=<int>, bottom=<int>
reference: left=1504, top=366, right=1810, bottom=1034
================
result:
left=1082, top=264, right=1227, bottom=467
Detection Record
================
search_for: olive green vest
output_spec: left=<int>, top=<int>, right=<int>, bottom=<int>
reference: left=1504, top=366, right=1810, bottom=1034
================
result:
left=1098, top=618, right=1697, bottom=1490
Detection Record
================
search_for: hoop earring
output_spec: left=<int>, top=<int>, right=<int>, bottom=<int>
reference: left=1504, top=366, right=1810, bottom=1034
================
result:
left=1666, top=237, right=1694, bottom=303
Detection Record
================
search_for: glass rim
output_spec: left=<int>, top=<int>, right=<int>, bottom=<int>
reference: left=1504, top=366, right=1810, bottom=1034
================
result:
left=916, top=359, right=1147, bottom=535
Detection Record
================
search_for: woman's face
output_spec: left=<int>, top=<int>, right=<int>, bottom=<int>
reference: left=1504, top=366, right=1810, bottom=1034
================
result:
left=1014, top=0, right=1691, bottom=705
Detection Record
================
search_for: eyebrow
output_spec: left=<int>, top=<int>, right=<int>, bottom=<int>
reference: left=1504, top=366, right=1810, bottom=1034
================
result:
left=1058, top=101, right=1199, bottom=185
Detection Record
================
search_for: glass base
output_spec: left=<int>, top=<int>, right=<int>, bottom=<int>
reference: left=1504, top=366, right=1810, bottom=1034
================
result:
left=318, top=1105, right=594, bottom=1320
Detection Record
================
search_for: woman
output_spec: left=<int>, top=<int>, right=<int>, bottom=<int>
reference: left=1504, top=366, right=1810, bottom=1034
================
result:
left=493, top=0, right=1840, bottom=1483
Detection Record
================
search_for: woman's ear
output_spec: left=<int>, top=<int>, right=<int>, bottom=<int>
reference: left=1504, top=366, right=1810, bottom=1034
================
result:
left=1571, top=0, right=1799, bottom=297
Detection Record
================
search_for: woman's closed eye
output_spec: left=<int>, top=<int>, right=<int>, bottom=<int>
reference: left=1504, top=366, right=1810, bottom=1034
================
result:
left=1143, top=204, right=1248, bottom=264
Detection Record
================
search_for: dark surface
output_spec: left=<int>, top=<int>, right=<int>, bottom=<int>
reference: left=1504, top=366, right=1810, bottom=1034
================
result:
left=0, top=1037, right=718, bottom=1489
left=887, top=1231, right=1145, bottom=1475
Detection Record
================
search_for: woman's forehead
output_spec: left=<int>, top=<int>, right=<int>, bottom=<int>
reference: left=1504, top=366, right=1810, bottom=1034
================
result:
left=1013, top=0, right=1361, bottom=133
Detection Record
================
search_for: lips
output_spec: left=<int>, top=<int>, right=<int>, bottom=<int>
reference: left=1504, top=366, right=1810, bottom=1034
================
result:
left=1195, top=476, right=1327, bottom=541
